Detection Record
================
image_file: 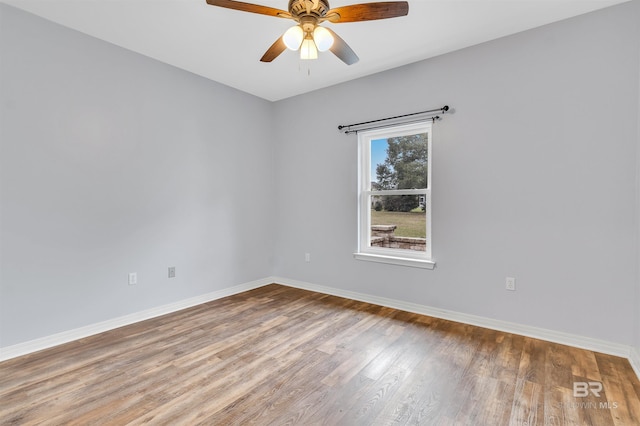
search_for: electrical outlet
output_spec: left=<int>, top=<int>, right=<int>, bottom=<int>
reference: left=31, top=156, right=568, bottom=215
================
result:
left=128, top=272, right=137, bottom=286
left=305, top=253, right=311, bottom=263
left=168, top=267, right=176, bottom=278
left=506, top=277, right=516, bottom=291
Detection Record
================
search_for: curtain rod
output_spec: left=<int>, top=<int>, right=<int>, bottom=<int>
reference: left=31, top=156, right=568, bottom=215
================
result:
left=338, top=105, right=449, bottom=135
left=342, top=116, right=441, bottom=135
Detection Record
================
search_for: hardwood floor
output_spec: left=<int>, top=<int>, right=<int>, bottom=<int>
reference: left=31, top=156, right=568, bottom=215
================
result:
left=1, top=284, right=639, bottom=425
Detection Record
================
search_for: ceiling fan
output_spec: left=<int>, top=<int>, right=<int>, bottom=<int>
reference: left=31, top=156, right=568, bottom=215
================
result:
left=205, top=0, right=409, bottom=65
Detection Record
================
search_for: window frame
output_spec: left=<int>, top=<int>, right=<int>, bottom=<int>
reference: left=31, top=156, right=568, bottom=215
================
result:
left=354, top=121, right=435, bottom=269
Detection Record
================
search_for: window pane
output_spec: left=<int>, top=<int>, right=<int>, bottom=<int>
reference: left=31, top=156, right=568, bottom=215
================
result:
left=370, top=195, right=427, bottom=252
left=370, top=133, right=428, bottom=190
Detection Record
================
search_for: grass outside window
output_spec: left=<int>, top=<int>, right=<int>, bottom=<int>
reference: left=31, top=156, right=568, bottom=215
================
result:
left=370, top=210, right=426, bottom=238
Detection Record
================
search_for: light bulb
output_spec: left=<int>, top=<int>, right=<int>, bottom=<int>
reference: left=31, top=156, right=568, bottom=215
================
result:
left=300, top=38, right=318, bottom=60
left=283, top=26, right=303, bottom=51
left=313, top=26, right=334, bottom=52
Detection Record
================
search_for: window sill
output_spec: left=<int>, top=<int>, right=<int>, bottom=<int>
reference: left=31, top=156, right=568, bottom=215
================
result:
left=353, top=252, right=436, bottom=269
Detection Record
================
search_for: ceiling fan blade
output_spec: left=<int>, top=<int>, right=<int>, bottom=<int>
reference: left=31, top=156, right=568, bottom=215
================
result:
left=326, top=1, right=408, bottom=23
left=260, top=36, right=287, bottom=62
left=206, top=0, right=291, bottom=19
left=325, top=28, right=359, bottom=65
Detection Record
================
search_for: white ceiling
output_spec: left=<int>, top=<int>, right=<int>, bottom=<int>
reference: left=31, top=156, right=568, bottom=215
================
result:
left=4, top=0, right=628, bottom=101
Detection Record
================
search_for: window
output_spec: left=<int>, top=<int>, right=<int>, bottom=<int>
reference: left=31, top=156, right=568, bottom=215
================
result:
left=354, top=121, right=435, bottom=269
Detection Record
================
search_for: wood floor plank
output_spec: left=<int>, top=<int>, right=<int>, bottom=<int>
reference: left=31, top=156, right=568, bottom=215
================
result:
left=510, top=378, right=544, bottom=425
left=211, top=348, right=331, bottom=425
left=324, top=363, right=405, bottom=425
left=1, top=284, right=639, bottom=425
left=372, top=321, right=480, bottom=424
left=594, top=352, right=640, bottom=425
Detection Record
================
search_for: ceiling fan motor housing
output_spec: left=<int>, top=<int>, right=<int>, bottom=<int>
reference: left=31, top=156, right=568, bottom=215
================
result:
left=288, top=0, right=331, bottom=20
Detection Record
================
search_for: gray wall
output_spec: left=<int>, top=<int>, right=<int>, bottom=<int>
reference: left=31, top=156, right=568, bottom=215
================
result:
left=0, top=5, right=275, bottom=347
left=273, top=1, right=640, bottom=346
left=637, top=16, right=640, bottom=350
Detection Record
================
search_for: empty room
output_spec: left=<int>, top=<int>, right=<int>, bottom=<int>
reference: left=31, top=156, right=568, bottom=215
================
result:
left=1, top=0, right=640, bottom=424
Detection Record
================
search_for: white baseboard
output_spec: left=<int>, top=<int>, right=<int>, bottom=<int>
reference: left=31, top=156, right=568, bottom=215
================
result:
left=0, top=277, right=273, bottom=362
left=630, top=347, right=640, bottom=379
left=271, top=276, right=633, bottom=360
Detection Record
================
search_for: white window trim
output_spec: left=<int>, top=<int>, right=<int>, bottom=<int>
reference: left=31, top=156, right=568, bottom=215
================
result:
left=354, top=121, right=435, bottom=269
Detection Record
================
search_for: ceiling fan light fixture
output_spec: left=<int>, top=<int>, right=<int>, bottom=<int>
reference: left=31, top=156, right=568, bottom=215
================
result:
left=313, top=26, right=334, bottom=52
left=300, top=37, right=318, bottom=60
left=283, top=25, right=304, bottom=50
